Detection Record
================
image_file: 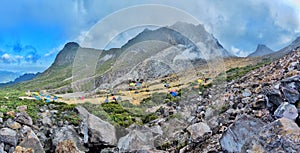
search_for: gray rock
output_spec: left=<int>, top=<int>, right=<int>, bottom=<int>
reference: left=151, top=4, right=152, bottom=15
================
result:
left=100, top=147, right=119, bottom=153
left=187, top=122, right=212, bottom=142
left=274, top=102, right=298, bottom=120
left=242, top=118, right=300, bottom=153
left=8, top=147, right=14, bottom=153
left=15, top=112, right=33, bottom=125
left=16, top=105, right=27, bottom=112
left=4, top=119, right=21, bottom=130
left=36, top=132, right=47, bottom=148
left=118, top=125, right=155, bottom=152
left=0, top=143, right=5, bottom=153
left=242, top=89, right=252, bottom=97
left=204, top=107, right=219, bottom=120
left=18, top=126, right=45, bottom=153
left=40, top=112, right=52, bottom=127
left=52, top=125, right=88, bottom=152
left=0, top=128, right=17, bottom=146
left=281, top=86, right=300, bottom=104
left=207, top=116, right=219, bottom=132
left=75, top=106, right=117, bottom=146
left=220, top=115, right=265, bottom=153
left=161, top=118, right=185, bottom=139
left=281, top=75, right=300, bottom=92
left=264, top=88, right=284, bottom=107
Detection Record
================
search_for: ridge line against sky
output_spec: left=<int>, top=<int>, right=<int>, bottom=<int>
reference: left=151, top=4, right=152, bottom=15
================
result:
left=0, top=0, right=299, bottom=73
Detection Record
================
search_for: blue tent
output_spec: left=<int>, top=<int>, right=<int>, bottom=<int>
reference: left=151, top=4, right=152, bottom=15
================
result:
left=35, top=96, right=41, bottom=100
left=104, top=98, right=109, bottom=103
left=46, top=99, right=51, bottom=103
left=170, top=91, right=178, bottom=97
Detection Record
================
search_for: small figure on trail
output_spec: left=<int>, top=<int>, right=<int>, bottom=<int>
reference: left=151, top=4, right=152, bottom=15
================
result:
left=111, top=94, right=117, bottom=102
left=104, top=95, right=109, bottom=103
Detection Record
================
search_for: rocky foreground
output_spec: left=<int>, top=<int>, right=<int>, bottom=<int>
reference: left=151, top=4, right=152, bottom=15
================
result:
left=0, top=48, right=299, bottom=153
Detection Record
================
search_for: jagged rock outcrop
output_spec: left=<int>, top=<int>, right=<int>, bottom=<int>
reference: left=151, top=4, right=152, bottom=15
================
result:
left=18, top=126, right=45, bottom=153
left=75, top=106, right=117, bottom=146
left=242, top=118, right=300, bottom=153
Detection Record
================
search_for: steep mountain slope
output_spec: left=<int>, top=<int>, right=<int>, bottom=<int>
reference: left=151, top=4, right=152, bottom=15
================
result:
left=17, top=42, right=101, bottom=91
left=264, top=36, right=300, bottom=59
left=247, top=44, right=273, bottom=57
left=93, top=22, right=234, bottom=90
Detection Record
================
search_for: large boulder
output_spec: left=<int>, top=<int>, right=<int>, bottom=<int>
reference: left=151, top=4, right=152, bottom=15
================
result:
left=40, top=111, right=53, bottom=127
left=75, top=106, right=117, bottom=146
left=281, top=86, right=300, bottom=104
left=18, top=126, right=45, bottom=153
left=280, top=75, right=300, bottom=92
left=220, top=115, right=265, bottom=153
left=264, top=88, right=284, bottom=108
left=274, top=102, right=298, bottom=120
left=242, top=118, right=300, bottom=152
left=0, top=128, right=18, bottom=146
left=52, top=125, right=88, bottom=152
left=187, top=122, right=212, bottom=142
left=118, top=125, right=155, bottom=152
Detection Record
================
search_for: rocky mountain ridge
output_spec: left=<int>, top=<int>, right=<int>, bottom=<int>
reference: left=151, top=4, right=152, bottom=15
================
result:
left=247, top=44, right=274, bottom=57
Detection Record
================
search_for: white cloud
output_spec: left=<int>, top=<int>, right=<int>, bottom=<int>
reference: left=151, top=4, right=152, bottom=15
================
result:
left=15, top=55, right=23, bottom=59
left=230, top=46, right=240, bottom=54
left=2, top=53, right=10, bottom=59
left=0, top=53, right=15, bottom=63
left=230, top=46, right=248, bottom=57
left=44, top=44, right=65, bottom=57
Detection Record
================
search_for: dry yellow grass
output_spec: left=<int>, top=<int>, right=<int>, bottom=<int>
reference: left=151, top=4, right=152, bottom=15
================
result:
left=62, top=57, right=262, bottom=105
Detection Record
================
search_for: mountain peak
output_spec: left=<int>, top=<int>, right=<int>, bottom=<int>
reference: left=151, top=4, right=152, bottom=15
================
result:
left=52, top=42, right=80, bottom=66
left=64, top=42, right=80, bottom=49
left=247, top=44, right=273, bottom=57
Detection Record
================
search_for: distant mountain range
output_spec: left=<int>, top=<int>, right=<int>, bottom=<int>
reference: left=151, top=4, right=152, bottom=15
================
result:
left=11, top=22, right=300, bottom=93
left=247, top=44, right=274, bottom=57
left=0, top=72, right=40, bottom=87
left=0, top=71, right=21, bottom=83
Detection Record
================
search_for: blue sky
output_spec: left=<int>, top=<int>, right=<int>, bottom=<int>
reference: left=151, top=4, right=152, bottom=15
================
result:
left=0, top=0, right=299, bottom=74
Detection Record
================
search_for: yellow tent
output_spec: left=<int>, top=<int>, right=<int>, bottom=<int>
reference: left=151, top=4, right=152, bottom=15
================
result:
left=197, top=79, right=203, bottom=84
left=129, top=83, right=135, bottom=86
